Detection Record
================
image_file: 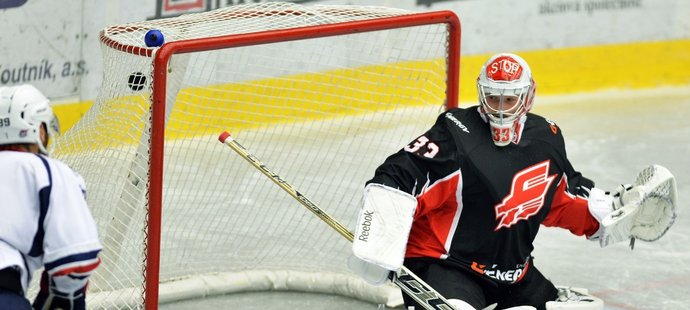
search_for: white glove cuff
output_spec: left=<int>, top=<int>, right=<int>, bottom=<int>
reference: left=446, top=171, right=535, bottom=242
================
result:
left=587, top=187, right=613, bottom=239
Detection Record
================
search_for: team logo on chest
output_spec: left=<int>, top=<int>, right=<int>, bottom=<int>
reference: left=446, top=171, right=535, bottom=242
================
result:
left=494, top=160, right=556, bottom=230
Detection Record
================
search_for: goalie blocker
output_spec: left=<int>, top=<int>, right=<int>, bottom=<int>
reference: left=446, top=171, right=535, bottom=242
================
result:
left=588, top=165, right=677, bottom=248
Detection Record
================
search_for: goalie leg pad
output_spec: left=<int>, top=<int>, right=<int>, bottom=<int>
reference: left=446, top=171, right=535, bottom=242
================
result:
left=352, top=184, right=416, bottom=271
left=450, top=299, right=481, bottom=310
left=545, top=286, right=604, bottom=310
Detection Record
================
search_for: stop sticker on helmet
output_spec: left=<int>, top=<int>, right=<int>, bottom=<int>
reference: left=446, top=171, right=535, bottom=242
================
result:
left=487, top=56, right=523, bottom=82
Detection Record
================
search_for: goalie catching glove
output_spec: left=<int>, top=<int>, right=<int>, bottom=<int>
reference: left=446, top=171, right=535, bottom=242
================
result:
left=588, top=165, right=677, bottom=248
left=349, top=184, right=417, bottom=285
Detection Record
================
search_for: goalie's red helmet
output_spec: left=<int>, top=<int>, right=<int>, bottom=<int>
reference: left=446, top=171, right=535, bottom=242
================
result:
left=477, top=53, right=536, bottom=147
left=0, top=84, right=59, bottom=154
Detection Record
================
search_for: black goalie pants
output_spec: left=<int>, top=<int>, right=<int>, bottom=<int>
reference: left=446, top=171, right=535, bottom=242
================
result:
left=402, top=258, right=558, bottom=310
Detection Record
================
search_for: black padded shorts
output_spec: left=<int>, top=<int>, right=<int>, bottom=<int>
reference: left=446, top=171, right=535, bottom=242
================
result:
left=402, top=258, right=558, bottom=310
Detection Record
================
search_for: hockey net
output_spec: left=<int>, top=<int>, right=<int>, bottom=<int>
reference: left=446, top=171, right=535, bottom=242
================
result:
left=46, top=3, right=460, bottom=309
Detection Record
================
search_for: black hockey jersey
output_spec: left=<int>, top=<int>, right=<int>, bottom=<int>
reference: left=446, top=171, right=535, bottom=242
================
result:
left=367, top=106, right=598, bottom=284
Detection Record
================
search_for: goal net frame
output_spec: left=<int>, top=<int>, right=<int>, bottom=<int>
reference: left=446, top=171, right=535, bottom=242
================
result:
left=70, top=4, right=461, bottom=309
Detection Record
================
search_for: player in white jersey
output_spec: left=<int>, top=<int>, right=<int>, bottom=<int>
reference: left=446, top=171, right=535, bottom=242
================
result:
left=0, top=84, right=102, bottom=310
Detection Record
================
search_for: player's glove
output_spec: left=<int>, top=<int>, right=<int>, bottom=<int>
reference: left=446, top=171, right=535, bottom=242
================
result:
left=588, top=165, right=677, bottom=248
left=350, top=184, right=416, bottom=285
left=32, top=270, right=88, bottom=310
left=347, top=254, right=394, bottom=285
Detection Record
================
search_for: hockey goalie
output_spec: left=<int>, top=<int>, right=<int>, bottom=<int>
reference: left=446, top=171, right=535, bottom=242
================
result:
left=349, top=53, right=678, bottom=310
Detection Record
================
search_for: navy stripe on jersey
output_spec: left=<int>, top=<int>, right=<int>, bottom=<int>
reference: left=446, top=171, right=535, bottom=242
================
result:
left=29, top=155, right=52, bottom=257
left=44, top=250, right=101, bottom=272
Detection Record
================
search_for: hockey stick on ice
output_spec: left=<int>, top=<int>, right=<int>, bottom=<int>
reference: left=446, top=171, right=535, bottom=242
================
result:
left=219, top=131, right=458, bottom=310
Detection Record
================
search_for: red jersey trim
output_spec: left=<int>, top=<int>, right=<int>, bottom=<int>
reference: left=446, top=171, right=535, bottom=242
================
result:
left=406, top=169, right=462, bottom=259
left=542, top=175, right=599, bottom=236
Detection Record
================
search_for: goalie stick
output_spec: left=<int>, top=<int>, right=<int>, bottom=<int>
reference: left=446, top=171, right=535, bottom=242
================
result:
left=218, top=131, right=458, bottom=310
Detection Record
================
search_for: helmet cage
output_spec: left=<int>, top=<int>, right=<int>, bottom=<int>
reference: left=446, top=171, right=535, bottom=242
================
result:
left=477, top=85, right=530, bottom=125
left=476, top=53, right=536, bottom=147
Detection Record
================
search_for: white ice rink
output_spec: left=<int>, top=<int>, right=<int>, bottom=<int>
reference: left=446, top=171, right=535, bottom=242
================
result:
left=162, top=87, right=690, bottom=310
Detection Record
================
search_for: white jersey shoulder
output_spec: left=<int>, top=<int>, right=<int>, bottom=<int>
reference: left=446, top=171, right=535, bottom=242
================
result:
left=0, top=151, right=101, bottom=292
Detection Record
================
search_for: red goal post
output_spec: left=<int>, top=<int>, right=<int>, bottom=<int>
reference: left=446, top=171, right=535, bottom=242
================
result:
left=54, top=3, right=461, bottom=309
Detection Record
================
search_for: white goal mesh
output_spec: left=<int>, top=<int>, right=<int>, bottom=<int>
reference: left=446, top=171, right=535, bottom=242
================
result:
left=47, top=3, right=460, bottom=308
